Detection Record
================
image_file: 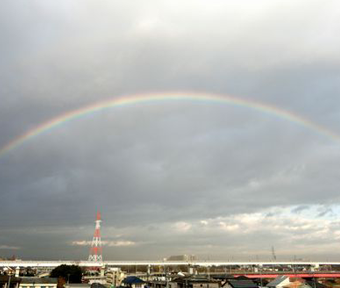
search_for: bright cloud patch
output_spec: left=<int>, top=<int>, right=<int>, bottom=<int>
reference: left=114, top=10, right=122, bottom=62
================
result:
left=149, top=205, right=340, bottom=258
left=197, top=205, right=340, bottom=237
left=173, top=221, right=192, bottom=232
left=72, top=240, right=136, bottom=247
left=0, top=245, right=21, bottom=250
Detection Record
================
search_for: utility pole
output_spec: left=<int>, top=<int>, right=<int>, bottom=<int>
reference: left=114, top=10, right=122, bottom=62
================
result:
left=271, top=246, right=277, bottom=261
left=7, top=275, right=11, bottom=288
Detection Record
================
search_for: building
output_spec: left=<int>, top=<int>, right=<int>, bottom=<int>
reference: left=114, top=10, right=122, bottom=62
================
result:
left=64, top=284, right=90, bottom=288
left=0, top=276, right=21, bottom=288
left=224, top=278, right=258, bottom=288
left=165, top=276, right=221, bottom=288
left=106, top=268, right=125, bottom=287
left=267, top=276, right=290, bottom=288
left=267, top=276, right=307, bottom=288
left=90, top=284, right=106, bottom=288
left=19, top=278, right=57, bottom=288
left=121, top=276, right=145, bottom=288
left=305, top=280, right=326, bottom=288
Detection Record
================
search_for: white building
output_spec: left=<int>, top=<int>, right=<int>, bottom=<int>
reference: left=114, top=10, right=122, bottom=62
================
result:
left=106, top=268, right=125, bottom=287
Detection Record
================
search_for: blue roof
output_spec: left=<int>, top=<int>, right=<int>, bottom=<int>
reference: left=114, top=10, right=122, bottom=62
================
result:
left=122, top=276, right=145, bottom=285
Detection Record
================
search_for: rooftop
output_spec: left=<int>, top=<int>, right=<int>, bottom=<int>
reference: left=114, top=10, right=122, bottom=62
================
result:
left=21, top=278, right=58, bottom=284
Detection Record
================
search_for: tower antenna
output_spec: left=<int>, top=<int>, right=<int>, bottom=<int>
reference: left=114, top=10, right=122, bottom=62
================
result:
left=88, top=211, right=103, bottom=262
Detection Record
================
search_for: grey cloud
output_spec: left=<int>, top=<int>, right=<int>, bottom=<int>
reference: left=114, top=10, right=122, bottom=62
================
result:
left=291, top=205, right=310, bottom=214
left=1, top=0, right=340, bottom=260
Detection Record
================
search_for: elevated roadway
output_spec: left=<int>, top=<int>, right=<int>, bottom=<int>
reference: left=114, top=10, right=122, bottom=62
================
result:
left=232, top=273, right=340, bottom=279
left=1, top=260, right=340, bottom=268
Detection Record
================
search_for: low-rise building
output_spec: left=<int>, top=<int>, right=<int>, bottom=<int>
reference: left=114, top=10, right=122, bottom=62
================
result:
left=0, top=276, right=21, bottom=288
left=19, top=278, right=57, bottom=288
left=305, top=280, right=326, bottom=288
left=267, top=276, right=290, bottom=288
left=64, top=284, right=90, bottom=288
left=224, top=278, right=258, bottom=288
left=267, top=276, right=306, bottom=288
left=106, top=268, right=125, bottom=287
left=121, top=276, right=145, bottom=288
left=153, top=276, right=221, bottom=288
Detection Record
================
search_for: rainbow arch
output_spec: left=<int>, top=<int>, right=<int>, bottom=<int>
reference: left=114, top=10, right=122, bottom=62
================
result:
left=0, top=91, right=339, bottom=158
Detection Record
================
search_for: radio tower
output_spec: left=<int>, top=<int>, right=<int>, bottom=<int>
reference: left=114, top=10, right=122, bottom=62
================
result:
left=88, top=211, right=103, bottom=262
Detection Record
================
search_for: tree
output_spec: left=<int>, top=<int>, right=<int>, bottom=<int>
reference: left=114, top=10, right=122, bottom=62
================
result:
left=50, top=265, right=83, bottom=283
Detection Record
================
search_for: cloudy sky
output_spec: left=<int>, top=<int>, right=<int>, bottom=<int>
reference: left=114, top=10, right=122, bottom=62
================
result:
left=1, top=0, right=340, bottom=261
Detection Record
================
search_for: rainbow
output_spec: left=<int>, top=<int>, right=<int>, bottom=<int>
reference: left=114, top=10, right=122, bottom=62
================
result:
left=0, top=91, right=339, bottom=158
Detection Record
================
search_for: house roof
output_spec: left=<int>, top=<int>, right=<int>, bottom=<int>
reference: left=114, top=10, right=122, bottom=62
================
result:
left=267, top=276, right=289, bottom=287
left=212, top=274, right=235, bottom=280
left=65, top=284, right=90, bottom=288
left=305, top=280, right=326, bottom=288
left=236, top=277, right=251, bottom=281
left=171, top=276, right=220, bottom=284
left=122, top=276, right=145, bottom=285
left=21, top=278, right=58, bottom=284
left=227, top=279, right=258, bottom=288
left=91, top=283, right=106, bottom=288
left=0, top=276, right=21, bottom=284
left=251, top=278, right=269, bottom=287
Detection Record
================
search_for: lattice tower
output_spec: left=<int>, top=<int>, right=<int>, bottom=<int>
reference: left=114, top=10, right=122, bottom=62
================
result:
left=88, top=211, right=103, bottom=262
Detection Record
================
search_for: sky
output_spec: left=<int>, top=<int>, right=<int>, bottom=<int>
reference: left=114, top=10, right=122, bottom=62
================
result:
left=1, top=0, right=340, bottom=261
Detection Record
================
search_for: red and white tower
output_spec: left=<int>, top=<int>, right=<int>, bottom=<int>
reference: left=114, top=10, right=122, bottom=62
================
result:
left=88, top=211, right=103, bottom=262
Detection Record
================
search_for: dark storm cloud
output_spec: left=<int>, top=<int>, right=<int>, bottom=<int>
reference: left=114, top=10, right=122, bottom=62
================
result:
left=1, top=0, right=340, bottom=260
